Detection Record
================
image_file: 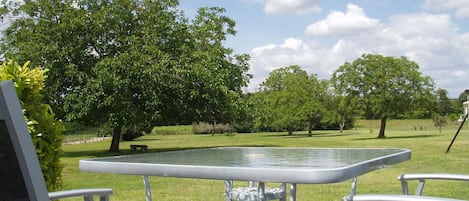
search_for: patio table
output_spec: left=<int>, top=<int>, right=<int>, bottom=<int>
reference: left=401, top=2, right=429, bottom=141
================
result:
left=79, top=147, right=411, bottom=201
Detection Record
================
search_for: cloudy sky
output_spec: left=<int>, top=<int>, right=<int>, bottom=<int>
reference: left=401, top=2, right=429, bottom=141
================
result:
left=180, top=0, right=469, bottom=98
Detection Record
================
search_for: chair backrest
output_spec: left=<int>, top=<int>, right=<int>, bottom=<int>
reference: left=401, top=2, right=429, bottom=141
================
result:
left=0, top=80, right=50, bottom=201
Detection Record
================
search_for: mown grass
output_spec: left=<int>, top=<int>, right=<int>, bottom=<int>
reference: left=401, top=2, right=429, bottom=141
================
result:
left=60, top=119, right=469, bottom=201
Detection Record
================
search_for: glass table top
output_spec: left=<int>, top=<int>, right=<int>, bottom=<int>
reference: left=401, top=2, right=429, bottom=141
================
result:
left=80, top=147, right=411, bottom=183
left=89, top=147, right=407, bottom=169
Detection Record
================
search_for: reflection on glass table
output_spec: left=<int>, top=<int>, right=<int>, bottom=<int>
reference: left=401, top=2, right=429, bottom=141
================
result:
left=80, top=147, right=411, bottom=201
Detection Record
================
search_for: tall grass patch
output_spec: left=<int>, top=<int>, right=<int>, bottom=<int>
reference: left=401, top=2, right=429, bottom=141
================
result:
left=151, top=125, right=193, bottom=135
left=193, top=122, right=232, bottom=134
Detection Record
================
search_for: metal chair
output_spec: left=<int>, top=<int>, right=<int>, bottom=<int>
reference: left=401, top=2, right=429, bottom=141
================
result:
left=0, top=80, right=112, bottom=201
left=343, top=174, right=469, bottom=201
left=225, top=180, right=287, bottom=201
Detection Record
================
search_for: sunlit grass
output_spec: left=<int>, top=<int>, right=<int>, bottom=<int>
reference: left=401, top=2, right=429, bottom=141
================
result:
left=60, top=119, right=469, bottom=201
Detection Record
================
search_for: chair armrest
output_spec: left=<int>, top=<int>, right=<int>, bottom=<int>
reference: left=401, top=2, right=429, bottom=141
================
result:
left=48, top=188, right=113, bottom=201
left=345, top=194, right=466, bottom=201
left=398, top=173, right=469, bottom=195
left=399, top=173, right=469, bottom=181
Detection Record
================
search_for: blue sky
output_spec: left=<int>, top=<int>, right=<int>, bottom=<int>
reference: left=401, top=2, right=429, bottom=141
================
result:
left=179, top=0, right=468, bottom=98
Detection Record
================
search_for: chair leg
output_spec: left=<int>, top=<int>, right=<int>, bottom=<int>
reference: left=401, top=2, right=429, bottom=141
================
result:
left=99, top=195, right=110, bottom=201
left=83, top=195, right=94, bottom=201
left=416, top=179, right=426, bottom=196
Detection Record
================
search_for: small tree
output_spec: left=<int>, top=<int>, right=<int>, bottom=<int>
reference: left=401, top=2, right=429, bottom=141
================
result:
left=0, top=60, right=64, bottom=191
left=432, top=113, right=447, bottom=132
left=330, top=93, right=355, bottom=133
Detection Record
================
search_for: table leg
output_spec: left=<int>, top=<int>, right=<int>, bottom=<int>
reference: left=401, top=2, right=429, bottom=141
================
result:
left=280, top=183, right=286, bottom=201
left=143, top=176, right=152, bottom=201
left=258, top=182, right=266, bottom=201
left=350, top=177, right=358, bottom=196
left=224, top=180, right=233, bottom=201
left=342, top=177, right=358, bottom=201
left=290, top=183, right=296, bottom=201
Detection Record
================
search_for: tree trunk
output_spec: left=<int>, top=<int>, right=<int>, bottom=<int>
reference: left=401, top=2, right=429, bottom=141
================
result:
left=287, top=127, right=293, bottom=136
left=339, top=122, right=345, bottom=133
left=109, top=126, right=121, bottom=152
left=378, top=117, right=387, bottom=138
left=308, top=118, right=313, bottom=137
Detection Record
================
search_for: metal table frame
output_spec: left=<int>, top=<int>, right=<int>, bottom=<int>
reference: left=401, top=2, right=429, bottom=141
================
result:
left=80, top=147, right=411, bottom=201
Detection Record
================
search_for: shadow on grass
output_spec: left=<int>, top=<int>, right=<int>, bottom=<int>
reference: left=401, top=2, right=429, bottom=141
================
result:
left=353, top=134, right=442, bottom=141
left=262, top=132, right=357, bottom=138
left=125, top=138, right=161, bottom=142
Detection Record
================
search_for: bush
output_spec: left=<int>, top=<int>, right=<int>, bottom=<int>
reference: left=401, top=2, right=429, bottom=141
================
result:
left=232, top=121, right=254, bottom=133
left=0, top=60, right=64, bottom=191
left=121, top=131, right=143, bottom=141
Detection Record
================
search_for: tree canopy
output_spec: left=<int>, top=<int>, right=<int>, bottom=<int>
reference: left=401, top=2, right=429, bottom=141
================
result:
left=331, top=54, right=435, bottom=138
left=2, top=0, right=251, bottom=151
left=256, top=65, right=327, bottom=135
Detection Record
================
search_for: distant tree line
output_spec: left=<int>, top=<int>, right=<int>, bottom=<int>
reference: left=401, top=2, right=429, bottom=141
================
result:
left=239, top=55, right=467, bottom=137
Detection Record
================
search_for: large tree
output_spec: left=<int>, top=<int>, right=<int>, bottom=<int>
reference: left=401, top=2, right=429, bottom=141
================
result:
left=332, top=54, right=435, bottom=138
left=2, top=0, right=250, bottom=151
left=458, top=89, right=469, bottom=103
left=257, top=65, right=326, bottom=135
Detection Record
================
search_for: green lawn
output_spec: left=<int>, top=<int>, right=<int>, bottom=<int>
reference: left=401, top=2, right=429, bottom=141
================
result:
left=61, top=119, right=469, bottom=201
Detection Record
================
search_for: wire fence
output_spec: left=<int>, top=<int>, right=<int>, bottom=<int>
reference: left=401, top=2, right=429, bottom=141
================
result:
left=63, top=135, right=111, bottom=145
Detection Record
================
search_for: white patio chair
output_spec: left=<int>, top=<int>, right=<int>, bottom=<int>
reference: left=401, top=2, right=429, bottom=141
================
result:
left=225, top=180, right=287, bottom=201
left=343, top=174, right=469, bottom=201
left=0, top=80, right=112, bottom=201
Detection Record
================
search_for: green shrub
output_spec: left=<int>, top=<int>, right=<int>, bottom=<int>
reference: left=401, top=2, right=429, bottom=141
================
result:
left=121, top=131, right=143, bottom=141
left=232, top=121, right=254, bottom=133
left=0, top=60, right=64, bottom=191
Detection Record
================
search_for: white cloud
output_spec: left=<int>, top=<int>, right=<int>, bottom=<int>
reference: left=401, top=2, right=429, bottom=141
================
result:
left=387, top=13, right=455, bottom=37
left=248, top=38, right=328, bottom=90
left=424, top=0, right=469, bottom=18
left=264, top=0, right=321, bottom=15
left=305, top=3, right=380, bottom=36
left=247, top=4, right=469, bottom=97
left=243, top=0, right=321, bottom=15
